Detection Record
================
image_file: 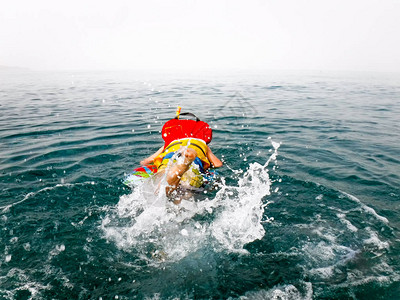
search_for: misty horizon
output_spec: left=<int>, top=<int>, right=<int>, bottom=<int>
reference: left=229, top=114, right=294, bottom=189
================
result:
left=1, top=0, right=399, bottom=73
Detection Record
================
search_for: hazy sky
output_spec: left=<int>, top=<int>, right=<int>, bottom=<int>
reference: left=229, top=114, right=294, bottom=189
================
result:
left=1, top=0, right=399, bottom=72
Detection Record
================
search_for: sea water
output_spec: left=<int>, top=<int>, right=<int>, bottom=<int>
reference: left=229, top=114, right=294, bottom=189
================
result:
left=0, top=70, right=399, bottom=299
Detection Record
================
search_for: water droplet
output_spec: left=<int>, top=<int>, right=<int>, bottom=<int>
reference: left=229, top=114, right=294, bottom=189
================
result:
left=23, top=243, right=31, bottom=251
left=56, top=244, right=65, bottom=252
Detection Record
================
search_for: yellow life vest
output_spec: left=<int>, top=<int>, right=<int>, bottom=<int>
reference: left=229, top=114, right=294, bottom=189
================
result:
left=154, top=138, right=210, bottom=170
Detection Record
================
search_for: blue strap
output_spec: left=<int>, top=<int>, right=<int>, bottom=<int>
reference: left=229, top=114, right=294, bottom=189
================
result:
left=193, top=157, right=205, bottom=173
left=142, top=165, right=152, bottom=174
left=163, top=152, right=176, bottom=160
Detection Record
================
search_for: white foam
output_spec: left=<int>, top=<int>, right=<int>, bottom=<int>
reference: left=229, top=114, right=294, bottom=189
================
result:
left=363, top=227, right=389, bottom=250
left=340, top=191, right=389, bottom=224
left=48, top=244, right=66, bottom=259
left=303, top=241, right=336, bottom=263
left=309, top=266, right=334, bottom=279
left=312, top=226, right=337, bottom=243
left=336, top=213, right=358, bottom=232
left=302, top=241, right=358, bottom=281
left=239, top=282, right=313, bottom=300
left=0, top=268, right=50, bottom=299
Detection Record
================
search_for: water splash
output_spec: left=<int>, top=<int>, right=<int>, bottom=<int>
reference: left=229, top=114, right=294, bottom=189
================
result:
left=101, top=140, right=280, bottom=262
left=240, top=282, right=313, bottom=300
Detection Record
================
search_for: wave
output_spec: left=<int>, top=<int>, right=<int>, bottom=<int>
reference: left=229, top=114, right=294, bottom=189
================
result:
left=0, top=181, right=97, bottom=213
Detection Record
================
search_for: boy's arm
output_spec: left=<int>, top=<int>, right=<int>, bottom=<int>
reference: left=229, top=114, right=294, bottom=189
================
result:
left=207, top=146, right=223, bottom=168
left=140, top=146, right=164, bottom=165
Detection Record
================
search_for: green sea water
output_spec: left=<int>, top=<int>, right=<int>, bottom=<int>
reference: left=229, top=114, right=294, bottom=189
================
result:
left=1, top=70, right=399, bottom=299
